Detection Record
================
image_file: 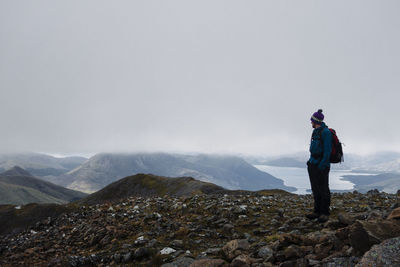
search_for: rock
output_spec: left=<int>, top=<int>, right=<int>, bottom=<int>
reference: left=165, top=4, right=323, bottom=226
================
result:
left=367, top=210, right=383, bottom=220
left=170, top=240, right=184, bottom=249
left=173, top=250, right=185, bottom=258
left=147, top=239, right=158, bottom=248
left=335, top=227, right=350, bottom=242
left=231, top=254, right=252, bottom=267
left=162, top=256, right=195, bottom=267
left=356, top=236, right=400, bottom=266
left=281, top=233, right=303, bottom=246
left=223, top=224, right=234, bottom=234
left=391, top=202, right=400, bottom=210
left=321, top=257, right=359, bottom=267
left=214, top=218, right=229, bottom=226
left=188, top=258, right=226, bottom=267
left=314, top=243, right=334, bottom=260
left=283, top=245, right=303, bottom=260
left=337, top=213, right=356, bottom=226
left=367, top=189, right=379, bottom=195
left=222, top=239, right=250, bottom=260
left=202, top=248, right=222, bottom=257
left=67, top=256, right=82, bottom=267
left=324, top=219, right=343, bottom=230
left=134, top=247, right=151, bottom=259
left=160, top=247, right=177, bottom=255
left=349, top=220, right=400, bottom=254
left=308, top=259, right=321, bottom=266
left=257, top=246, right=274, bottom=261
left=285, top=217, right=302, bottom=225
left=134, top=235, right=148, bottom=246
left=122, top=252, right=132, bottom=263
left=387, top=207, right=400, bottom=220
left=253, top=228, right=270, bottom=236
left=277, top=208, right=284, bottom=217
left=113, top=253, right=122, bottom=263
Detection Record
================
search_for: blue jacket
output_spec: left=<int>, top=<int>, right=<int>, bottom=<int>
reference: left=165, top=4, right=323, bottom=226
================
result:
left=308, top=122, right=332, bottom=170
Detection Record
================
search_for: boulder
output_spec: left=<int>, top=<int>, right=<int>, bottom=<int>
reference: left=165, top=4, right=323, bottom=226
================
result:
left=223, top=224, right=234, bottom=234
left=349, top=219, right=400, bottom=254
left=335, top=227, right=350, bottom=242
left=337, top=213, right=356, bottom=226
left=230, top=254, right=252, bottom=267
left=201, top=248, right=222, bottom=257
left=222, top=239, right=250, bottom=260
left=134, top=247, right=151, bottom=259
left=257, top=246, right=274, bottom=261
left=356, top=236, right=400, bottom=267
left=283, top=245, right=303, bottom=260
left=387, top=207, right=400, bottom=220
left=170, top=240, right=184, bottom=249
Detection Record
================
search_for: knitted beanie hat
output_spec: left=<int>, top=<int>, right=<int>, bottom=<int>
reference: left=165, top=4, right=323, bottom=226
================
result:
left=311, top=109, right=324, bottom=124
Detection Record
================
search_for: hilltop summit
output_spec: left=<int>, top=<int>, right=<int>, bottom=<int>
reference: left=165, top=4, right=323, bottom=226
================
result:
left=1, top=166, right=33, bottom=177
left=81, top=173, right=225, bottom=205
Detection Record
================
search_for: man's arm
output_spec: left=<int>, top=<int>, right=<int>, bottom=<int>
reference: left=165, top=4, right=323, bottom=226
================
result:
left=318, top=128, right=332, bottom=170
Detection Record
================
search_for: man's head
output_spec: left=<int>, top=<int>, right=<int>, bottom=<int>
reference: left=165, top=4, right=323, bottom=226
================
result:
left=311, top=109, right=324, bottom=128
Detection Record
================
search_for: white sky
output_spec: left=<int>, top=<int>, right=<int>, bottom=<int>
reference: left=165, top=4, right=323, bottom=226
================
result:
left=1, top=1, right=400, bottom=157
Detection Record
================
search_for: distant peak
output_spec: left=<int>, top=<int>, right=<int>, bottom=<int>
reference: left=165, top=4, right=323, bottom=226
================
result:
left=1, top=166, right=33, bottom=177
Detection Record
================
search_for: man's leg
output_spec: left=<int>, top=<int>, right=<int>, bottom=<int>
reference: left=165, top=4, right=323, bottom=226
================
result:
left=308, top=163, right=321, bottom=215
left=319, top=167, right=331, bottom=216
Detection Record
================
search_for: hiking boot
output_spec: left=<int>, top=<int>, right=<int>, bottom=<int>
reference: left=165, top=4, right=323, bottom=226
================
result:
left=318, top=214, right=329, bottom=223
left=306, top=212, right=320, bottom=220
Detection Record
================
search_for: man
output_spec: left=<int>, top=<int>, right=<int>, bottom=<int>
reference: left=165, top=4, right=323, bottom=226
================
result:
left=306, top=109, right=332, bottom=223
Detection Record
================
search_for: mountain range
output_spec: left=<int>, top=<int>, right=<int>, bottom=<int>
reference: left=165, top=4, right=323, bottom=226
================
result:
left=0, top=167, right=87, bottom=205
left=0, top=153, right=87, bottom=177
left=3, top=151, right=400, bottom=199
left=342, top=172, right=400, bottom=193
left=54, top=153, right=295, bottom=193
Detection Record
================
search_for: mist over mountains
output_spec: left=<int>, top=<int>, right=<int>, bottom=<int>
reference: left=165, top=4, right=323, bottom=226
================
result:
left=56, top=153, right=295, bottom=193
left=1, top=151, right=400, bottom=201
left=0, top=153, right=87, bottom=177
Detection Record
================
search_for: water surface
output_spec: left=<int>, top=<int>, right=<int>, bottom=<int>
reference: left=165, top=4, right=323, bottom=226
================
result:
left=254, top=165, right=374, bottom=194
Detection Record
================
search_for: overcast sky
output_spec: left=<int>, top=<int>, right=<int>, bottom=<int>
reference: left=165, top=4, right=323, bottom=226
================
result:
left=1, top=1, right=399, bottom=157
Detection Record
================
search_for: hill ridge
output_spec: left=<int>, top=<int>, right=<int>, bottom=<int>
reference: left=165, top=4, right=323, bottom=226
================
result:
left=0, top=167, right=87, bottom=205
left=80, top=173, right=225, bottom=205
left=1, top=166, right=33, bottom=177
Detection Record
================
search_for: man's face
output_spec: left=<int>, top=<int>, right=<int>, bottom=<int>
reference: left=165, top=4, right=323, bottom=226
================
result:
left=311, top=121, right=317, bottom=129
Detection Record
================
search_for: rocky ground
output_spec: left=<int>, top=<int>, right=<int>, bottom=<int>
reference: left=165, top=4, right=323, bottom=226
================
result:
left=0, top=190, right=399, bottom=267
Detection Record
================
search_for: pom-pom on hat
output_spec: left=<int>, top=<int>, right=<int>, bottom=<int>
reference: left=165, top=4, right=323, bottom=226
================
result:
left=311, top=109, right=324, bottom=124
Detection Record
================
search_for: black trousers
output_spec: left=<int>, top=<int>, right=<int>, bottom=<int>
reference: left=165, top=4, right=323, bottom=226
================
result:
left=307, top=163, right=331, bottom=215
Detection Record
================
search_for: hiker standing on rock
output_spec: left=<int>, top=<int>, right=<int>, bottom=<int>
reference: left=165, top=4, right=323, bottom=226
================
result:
left=306, top=109, right=332, bottom=223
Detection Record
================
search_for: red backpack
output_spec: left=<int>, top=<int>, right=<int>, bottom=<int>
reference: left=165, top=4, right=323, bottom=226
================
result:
left=320, top=128, right=344, bottom=163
